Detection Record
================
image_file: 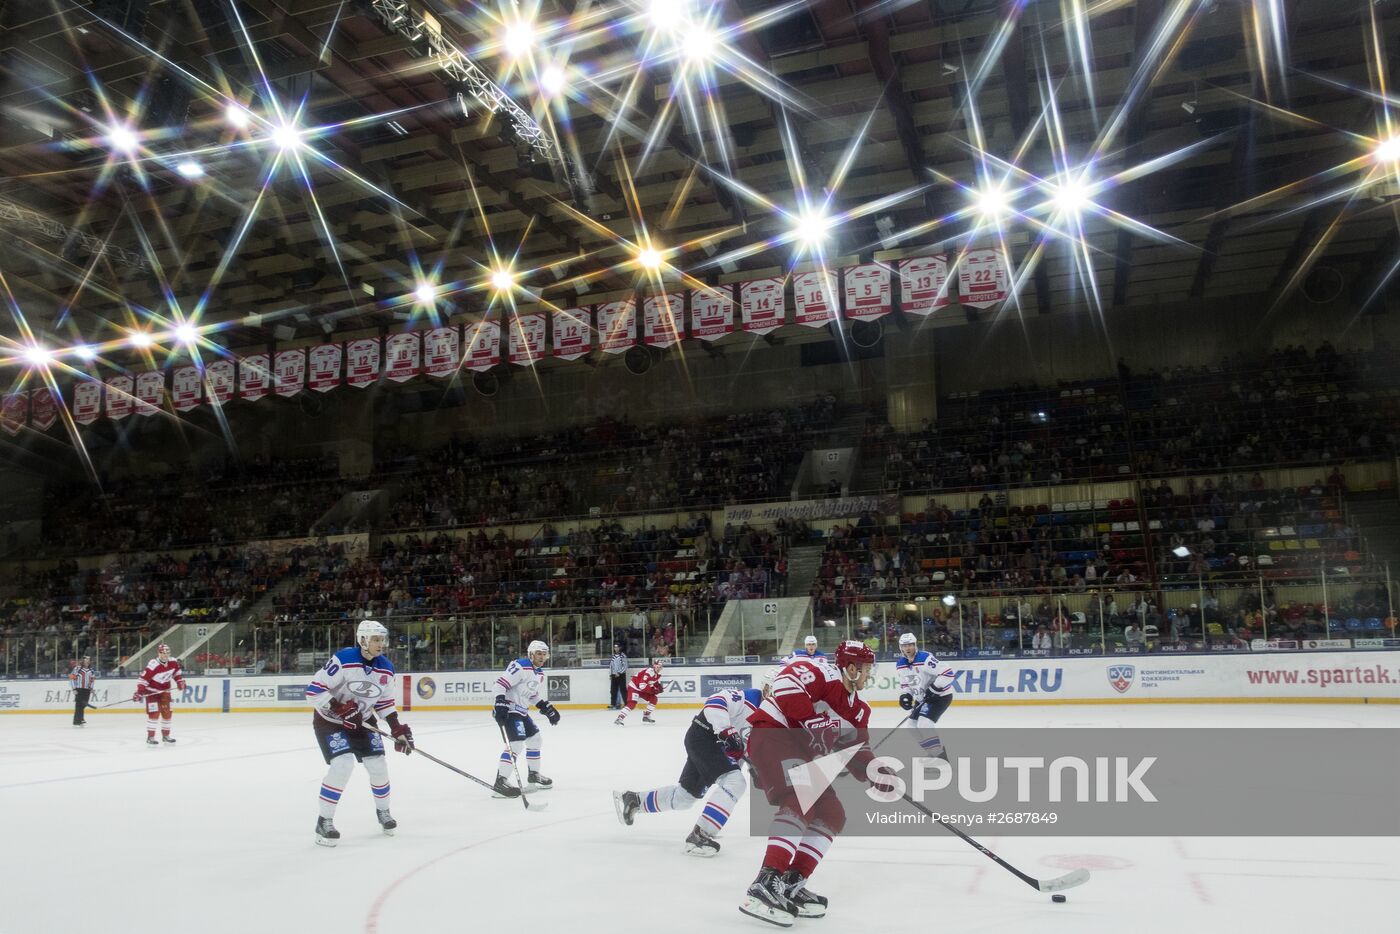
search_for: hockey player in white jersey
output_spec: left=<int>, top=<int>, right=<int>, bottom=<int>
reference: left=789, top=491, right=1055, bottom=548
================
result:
left=895, top=632, right=954, bottom=759
left=613, top=686, right=767, bottom=856
left=491, top=640, right=560, bottom=798
left=305, top=620, right=414, bottom=847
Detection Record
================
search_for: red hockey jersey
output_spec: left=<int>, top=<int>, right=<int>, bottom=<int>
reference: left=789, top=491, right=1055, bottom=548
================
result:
left=628, top=666, right=663, bottom=698
left=136, top=658, right=185, bottom=698
left=751, top=657, right=875, bottom=773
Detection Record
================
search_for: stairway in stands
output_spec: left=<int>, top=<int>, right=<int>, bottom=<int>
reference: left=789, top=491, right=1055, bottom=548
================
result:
left=783, top=543, right=827, bottom=601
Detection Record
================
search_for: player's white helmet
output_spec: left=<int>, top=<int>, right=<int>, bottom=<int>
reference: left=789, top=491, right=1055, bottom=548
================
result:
left=527, top=639, right=550, bottom=656
left=898, top=632, right=918, bottom=646
left=358, top=620, right=389, bottom=651
left=804, top=635, right=819, bottom=646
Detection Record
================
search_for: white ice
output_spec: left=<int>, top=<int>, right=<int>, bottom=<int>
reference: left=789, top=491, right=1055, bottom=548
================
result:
left=10, top=704, right=1399, bottom=934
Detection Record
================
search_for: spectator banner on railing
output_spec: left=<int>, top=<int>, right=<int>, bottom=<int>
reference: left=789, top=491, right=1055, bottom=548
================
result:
left=206, top=359, right=235, bottom=406
left=308, top=343, right=342, bottom=392
left=741, top=277, right=784, bottom=334
left=30, top=387, right=56, bottom=430
left=643, top=291, right=684, bottom=348
left=899, top=254, right=952, bottom=314
left=238, top=353, right=272, bottom=402
left=464, top=319, right=501, bottom=372
left=553, top=307, right=592, bottom=360
left=135, top=370, right=164, bottom=415
left=958, top=248, right=1009, bottom=308
left=793, top=270, right=838, bottom=327
left=172, top=365, right=203, bottom=411
left=723, top=493, right=901, bottom=524
left=1, top=391, right=27, bottom=436
left=384, top=331, right=421, bottom=383
left=597, top=299, right=636, bottom=353
left=105, top=374, right=133, bottom=420
left=842, top=262, right=892, bottom=320
left=691, top=285, right=734, bottom=340
left=345, top=338, right=380, bottom=388
left=72, top=380, right=101, bottom=425
left=508, top=312, right=547, bottom=366
left=424, top=327, right=460, bottom=378
left=273, top=350, right=305, bottom=399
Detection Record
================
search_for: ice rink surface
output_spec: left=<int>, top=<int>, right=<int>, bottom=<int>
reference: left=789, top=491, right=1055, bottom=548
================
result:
left=11, top=703, right=1400, bottom=934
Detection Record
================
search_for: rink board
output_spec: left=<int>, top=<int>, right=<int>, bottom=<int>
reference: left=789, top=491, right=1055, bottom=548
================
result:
left=6, top=650, right=1399, bottom=713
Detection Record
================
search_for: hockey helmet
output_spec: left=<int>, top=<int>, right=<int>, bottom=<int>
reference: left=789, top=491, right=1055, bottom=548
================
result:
left=835, top=640, right=876, bottom=671
left=357, top=619, right=389, bottom=650
left=898, top=632, right=918, bottom=646
left=527, top=639, right=550, bottom=658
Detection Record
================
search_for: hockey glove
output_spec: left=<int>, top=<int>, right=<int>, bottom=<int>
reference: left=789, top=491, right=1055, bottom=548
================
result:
left=131, top=691, right=143, bottom=703
left=175, top=679, right=187, bottom=692
left=537, top=700, right=561, bottom=726
left=330, top=699, right=363, bottom=730
left=492, top=695, right=512, bottom=726
left=867, top=765, right=899, bottom=797
left=897, top=692, right=915, bottom=711
left=389, top=719, right=414, bottom=755
left=718, top=728, right=745, bottom=762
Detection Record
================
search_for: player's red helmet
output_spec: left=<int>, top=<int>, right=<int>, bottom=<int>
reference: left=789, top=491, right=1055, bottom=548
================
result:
left=157, top=643, right=171, bottom=655
left=835, top=640, right=875, bottom=670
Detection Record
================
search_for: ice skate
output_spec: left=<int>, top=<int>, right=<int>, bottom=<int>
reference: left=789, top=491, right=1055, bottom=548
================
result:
left=314, top=817, right=340, bottom=847
left=492, top=775, right=522, bottom=798
left=781, top=871, right=828, bottom=918
left=684, top=825, right=720, bottom=857
left=613, top=790, right=641, bottom=826
left=528, top=771, right=553, bottom=791
left=146, top=737, right=159, bottom=746
left=739, top=866, right=796, bottom=927
left=377, top=809, right=397, bottom=835
left=642, top=714, right=656, bottom=724
left=161, top=736, right=177, bottom=744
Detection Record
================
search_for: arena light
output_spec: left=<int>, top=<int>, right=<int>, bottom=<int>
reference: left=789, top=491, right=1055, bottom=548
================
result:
left=503, top=19, right=537, bottom=59
left=72, top=344, right=96, bottom=361
left=636, top=246, right=664, bottom=271
left=270, top=119, right=304, bottom=152
left=539, top=65, right=567, bottom=97
left=1375, top=135, right=1400, bottom=164
left=941, top=594, right=957, bottom=607
left=173, top=323, right=199, bottom=346
left=175, top=160, right=205, bottom=179
left=127, top=330, right=153, bottom=349
left=413, top=282, right=438, bottom=305
left=682, top=22, right=719, bottom=63
left=225, top=103, right=250, bottom=129
left=23, top=344, right=51, bottom=368
left=793, top=209, right=832, bottom=248
left=106, top=122, right=139, bottom=155
left=490, top=267, right=516, bottom=293
left=973, top=184, right=1010, bottom=219
left=648, top=0, right=688, bottom=32
left=1173, top=545, right=1192, bottom=558
left=1051, top=177, right=1091, bottom=216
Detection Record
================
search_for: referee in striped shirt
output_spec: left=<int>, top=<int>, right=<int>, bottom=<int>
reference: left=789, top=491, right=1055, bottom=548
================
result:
left=69, top=656, right=95, bottom=726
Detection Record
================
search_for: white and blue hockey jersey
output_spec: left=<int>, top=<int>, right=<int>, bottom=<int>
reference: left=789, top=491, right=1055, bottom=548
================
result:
left=696, top=688, right=764, bottom=737
left=306, top=646, right=398, bottom=724
left=894, top=650, right=955, bottom=698
left=495, top=657, right=545, bottom=715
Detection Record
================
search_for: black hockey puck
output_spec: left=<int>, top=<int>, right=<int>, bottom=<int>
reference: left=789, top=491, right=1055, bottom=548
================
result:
left=1052, top=894, right=1067, bottom=903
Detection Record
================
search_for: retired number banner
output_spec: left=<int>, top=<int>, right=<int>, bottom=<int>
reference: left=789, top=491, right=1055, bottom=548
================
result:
left=464, top=319, right=501, bottom=372
left=273, top=350, right=306, bottom=399
left=424, top=327, right=460, bottom=378
left=308, top=343, right=342, bottom=392
left=793, top=271, right=838, bottom=327
left=741, top=278, right=784, bottom=334
left=1, top=391, right=28, bottom=436
left=206, top=359, right=235, bottom=406
left=345, top=338, right=380, bottom=388
left=553, top=307, right=592, bottom=360
left=643, top=292, right=683, bottom=348
left=958, top=248, right=1009, bottom=309
left=899, top=255, right=951, bottom=314
left=239, top=354, right=272, bottom=402
left=597, top=299, right=636, bottom=354
left=135, top=370, right=164, bottom=415
left=691, top=286, right=733, bottom=341
left=843, top=263, right=891, bottom=321
left=105, top=374, right=133, bottom=420
left=508, top=313, right=547, bottom=366
left=172, top=365, right=202, bottom=411
left=384, top=332, right=421, bottom=383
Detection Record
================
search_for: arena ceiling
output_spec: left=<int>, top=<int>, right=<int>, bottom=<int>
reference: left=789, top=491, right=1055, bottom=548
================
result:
left=1, top=0, right=1399, bottom=365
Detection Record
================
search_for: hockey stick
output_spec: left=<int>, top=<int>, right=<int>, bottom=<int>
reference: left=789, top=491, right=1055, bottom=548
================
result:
left=497, top=721, right=548, bottom=811
left=902, top=795, right=1089, bottom=893
left=87, top=697, right=134, bottom=710
left=363, top=725, right=545, bottom=807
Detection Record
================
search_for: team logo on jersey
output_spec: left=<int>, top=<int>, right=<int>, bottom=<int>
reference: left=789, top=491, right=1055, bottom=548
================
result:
left=416, top=677, right=436, bottom=699
left=347, top=681, right=382, bottom=698
left=1107, top=665, right=1135, bottom=693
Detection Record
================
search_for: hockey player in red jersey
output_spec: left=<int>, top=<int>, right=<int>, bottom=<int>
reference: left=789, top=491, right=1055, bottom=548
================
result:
left=739, top=640, right=888, bottom=926
left=614, top=657, right=664, bottom=726
left=132, top=643, right=186, bottom=745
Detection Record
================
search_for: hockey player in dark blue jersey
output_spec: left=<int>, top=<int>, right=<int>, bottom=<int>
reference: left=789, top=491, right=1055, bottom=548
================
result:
left=613, top=687, right=766, bottom=856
